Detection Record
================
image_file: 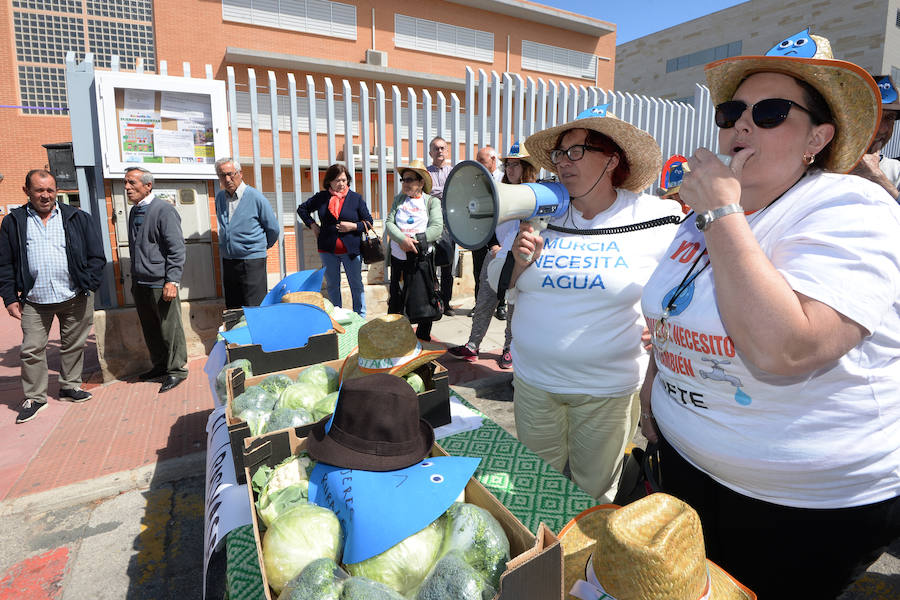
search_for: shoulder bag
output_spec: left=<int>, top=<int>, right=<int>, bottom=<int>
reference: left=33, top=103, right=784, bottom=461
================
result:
left=359, top=221, right=385, bottom=264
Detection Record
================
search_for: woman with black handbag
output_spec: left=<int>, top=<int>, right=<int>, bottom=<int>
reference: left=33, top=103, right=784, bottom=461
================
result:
left=297, top=163, right=373, bottom=317
left=384, top=159, right=444, bottom=341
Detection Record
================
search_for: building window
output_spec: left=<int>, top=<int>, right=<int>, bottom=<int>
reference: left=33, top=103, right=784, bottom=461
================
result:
left=222, top=0, right=357, bottom=40
left=666, top=41, right=742, bottom=73
left=13, top=0, right=156, bottom=115
left=394, top=14, right=493, bottom=63
left=521, top=40, right=597, bottom=80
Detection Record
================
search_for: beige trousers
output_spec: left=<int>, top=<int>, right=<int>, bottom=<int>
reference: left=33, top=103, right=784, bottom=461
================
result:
left=512, top=374, right=640, bottom=503
left=21, top=293, right=94, bottom=403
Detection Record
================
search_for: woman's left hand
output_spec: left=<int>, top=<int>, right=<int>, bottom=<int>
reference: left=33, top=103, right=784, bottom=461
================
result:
left=679, top=148, right=750, bottom=213
left=336, top=221, right=358, bottom=233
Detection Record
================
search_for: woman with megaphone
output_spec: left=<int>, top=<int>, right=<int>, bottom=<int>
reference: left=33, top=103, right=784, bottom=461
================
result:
left=488, top=105, right=682, bottom=503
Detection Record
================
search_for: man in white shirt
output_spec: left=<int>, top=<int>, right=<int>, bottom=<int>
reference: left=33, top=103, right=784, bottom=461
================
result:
left=852, top=74, right=900, bottom=201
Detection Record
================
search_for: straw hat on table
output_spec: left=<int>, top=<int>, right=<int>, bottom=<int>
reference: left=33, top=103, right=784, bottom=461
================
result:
left=340, top=314, right=445, bottom=381
left=280, top=290, right=346, bottom=334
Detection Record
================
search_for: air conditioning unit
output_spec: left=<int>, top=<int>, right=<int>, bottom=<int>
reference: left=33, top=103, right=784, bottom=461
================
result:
left=372, top=146, right=395, bottom=165
left=366, top=49, right=388, bottom=68
left=351, top=143, right=363, bottom=158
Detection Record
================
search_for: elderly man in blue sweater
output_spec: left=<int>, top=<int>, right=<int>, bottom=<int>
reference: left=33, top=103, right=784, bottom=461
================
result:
left=214, top=158, right=280, bottom=308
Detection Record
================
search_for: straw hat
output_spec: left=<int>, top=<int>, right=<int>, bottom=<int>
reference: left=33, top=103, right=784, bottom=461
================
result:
left=704, top=30, right=880, bottom=173
left=340, top=314, right=445, bottom=381
left=501, top=140, right=535, bottom=167
left=559, top=494, right=756, bottom=600
left=873, top=74, right=900, bottom=111
left=396, top=158, right=433, bottom=194
left=524, top=104, right=663, bottom=192
left=280, top=291, right=346, bottom=334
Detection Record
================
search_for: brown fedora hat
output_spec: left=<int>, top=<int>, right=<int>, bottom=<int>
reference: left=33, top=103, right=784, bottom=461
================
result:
left=307, top=373, right=434, bottom=472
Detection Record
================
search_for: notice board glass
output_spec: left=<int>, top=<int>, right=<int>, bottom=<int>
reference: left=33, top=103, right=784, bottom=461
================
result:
left=95, top=71, right=229, bottom=179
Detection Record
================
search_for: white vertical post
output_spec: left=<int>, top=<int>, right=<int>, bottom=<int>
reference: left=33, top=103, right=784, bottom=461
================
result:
left=227, top=66, right=239, bottom=161
left=512, top=74, right=524, bottom=145
left=568, top=84, right=578, bottom=121
left=392, top=85, right=402, bottom=195
left=536, top=78, right=547, bottom=134
left=423, top=90, right=433, bottom=159
left=360, top=82, right=372, bottom=209
left=324, top=78, right=337, bottom=165
left=557, top=81, right=568, bottom=125
left=376, top=83, right=388, bottom=219
left=307, top=75, right=320, bottom=191
left=464, top=67, right=475, bottom=160
left=160, top=60, right=167, bottom=76
left=547, top=79, right=558, bottom=128
left=287, top=73, right=304, bottom=271
left=490, top=71, right=501, bottom=149
left=247, top=69, right=262, bottom=191
left=268, top=71, right=286, bottom=278
left=478, top=68, right=488, bottom=149
left=450, top=93, right=461, bottom=165
left=502, top=72, right=513, bottom=152
left=525, top=77, right=536, bottom=138
left=183, top=62, right=191, bottom=78
left=343, top=80, right=355, bottom=170
left=436, top=91, right=446, bottom=141
left=578, top=85, right=588, bottom=113
left=407, top=87, right=418, bottom=162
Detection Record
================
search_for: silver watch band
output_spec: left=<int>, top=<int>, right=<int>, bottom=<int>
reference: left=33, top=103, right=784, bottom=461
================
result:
left=696, top=203, right=743, bottom=231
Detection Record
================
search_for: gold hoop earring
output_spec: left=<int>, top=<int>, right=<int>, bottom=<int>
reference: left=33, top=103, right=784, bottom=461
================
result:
left=803, top=152, right=815, bottom=166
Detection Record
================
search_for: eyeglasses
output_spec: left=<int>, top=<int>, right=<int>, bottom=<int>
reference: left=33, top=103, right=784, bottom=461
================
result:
left=715, top=98, right=814, bottom=129
left=549, top=144, right=605, bottom=165
left=217, top=171, right=240, bottom=179
left=400, top=177, right=421, bottom=183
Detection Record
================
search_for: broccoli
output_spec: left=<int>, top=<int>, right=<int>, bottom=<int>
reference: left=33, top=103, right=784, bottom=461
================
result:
left=259, top=373, right=295, bottom=397
left=277, top=558, right=345, bottom=600
left=440, top=502, right=510, bottom=590
left=415, top=550, right=496, bottom=600
left=339, top=577, right=406, bottom=600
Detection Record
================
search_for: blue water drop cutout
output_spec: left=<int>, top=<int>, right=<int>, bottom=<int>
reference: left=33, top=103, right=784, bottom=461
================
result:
left=734, top=388, right=752, bottom=406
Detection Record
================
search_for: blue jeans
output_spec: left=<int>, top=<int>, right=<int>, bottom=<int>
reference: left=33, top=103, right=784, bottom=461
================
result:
left=319, top=252, right=366, bottom=317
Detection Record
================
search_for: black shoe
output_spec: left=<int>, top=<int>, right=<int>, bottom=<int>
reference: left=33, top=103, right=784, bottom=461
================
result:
left=159, top=376, right=186, bottom=393
left=495, top=304, right=507, bottom=320
left=138, top=369, right=166, bottom=381
left=443, top=307, right=456, bottom=316
left=60, top=388, right=92, bottom=403
left=16, top=400, right=47, bottom=423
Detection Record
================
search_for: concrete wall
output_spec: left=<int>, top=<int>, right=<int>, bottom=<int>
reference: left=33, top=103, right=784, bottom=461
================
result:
left=615, top=0, right=891, bottom=102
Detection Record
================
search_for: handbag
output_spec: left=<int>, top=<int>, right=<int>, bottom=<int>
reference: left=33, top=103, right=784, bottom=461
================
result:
left=401, top=234, right=444, bottom=324
left=434, top=226, right=454, bottom=268
left=359, top=221, right=384, bottom=264
left=613, top=441, right=661, bottom=506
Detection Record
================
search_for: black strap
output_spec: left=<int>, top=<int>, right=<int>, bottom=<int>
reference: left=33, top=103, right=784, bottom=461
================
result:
left=547, top=214, right=684, bottom=236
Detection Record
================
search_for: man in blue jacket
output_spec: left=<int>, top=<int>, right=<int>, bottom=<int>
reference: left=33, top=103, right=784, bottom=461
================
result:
left=0, top=170, right=106, bottom=423
left=126, top=167, right=188, bottom=394
left=214, top=158, right=280, bottom=308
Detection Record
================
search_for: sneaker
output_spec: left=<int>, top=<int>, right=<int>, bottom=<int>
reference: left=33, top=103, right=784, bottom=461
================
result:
left=16, top=400, right=48, bottom=424
left=60, top=388, right=92, bottom=403
left=495, top=304, right=508, bottom=320
left=498, top=348, right=512, bottom=369
left=448, top=343, right=478, bottom=362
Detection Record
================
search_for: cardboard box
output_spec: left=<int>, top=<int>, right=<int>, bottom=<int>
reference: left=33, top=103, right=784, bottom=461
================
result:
left=243, top=427, right=563, bottom=600
left=224, top=330, right=339, bottom=376
left=224, top=359, right=450, bottom=484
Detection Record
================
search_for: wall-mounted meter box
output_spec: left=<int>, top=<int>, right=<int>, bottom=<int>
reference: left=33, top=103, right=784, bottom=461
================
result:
left=94, top=71, right=229, bottom=179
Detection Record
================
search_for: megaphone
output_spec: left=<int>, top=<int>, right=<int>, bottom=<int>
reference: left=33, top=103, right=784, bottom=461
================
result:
left=443, top=160, right=569, bottom=250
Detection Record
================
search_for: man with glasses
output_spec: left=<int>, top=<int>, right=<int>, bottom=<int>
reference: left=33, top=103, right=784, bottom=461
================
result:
left=214, top=158, right=280, bottom=308
left=0, top=170, right=106, bottom=423
left=851, top=74, right=900, bottom=201
left=426, top=137, right=458, bottom=315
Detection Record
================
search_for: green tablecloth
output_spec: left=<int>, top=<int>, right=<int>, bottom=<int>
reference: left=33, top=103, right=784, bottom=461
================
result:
left=224, top=390, right=595, bottom=599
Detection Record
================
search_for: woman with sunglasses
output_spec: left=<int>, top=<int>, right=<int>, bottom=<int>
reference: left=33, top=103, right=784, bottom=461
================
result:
left=298, top=163, right=373, bottom=317
left=492, top=106, right=682, bottom=503
left=639, top=33, right=900, bottom=598
left=385, top=159, right=444, bottom=341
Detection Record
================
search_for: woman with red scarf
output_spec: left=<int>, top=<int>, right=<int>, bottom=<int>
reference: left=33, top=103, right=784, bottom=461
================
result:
left=298, top=163, right=373, bottom=317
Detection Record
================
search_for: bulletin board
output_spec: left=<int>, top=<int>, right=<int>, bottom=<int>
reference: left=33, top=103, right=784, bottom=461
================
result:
left=95, top=71, right=230, bottom=179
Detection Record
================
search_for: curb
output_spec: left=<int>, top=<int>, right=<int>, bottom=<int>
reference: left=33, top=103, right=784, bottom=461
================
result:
left=0, top=451, right=207, bottom=517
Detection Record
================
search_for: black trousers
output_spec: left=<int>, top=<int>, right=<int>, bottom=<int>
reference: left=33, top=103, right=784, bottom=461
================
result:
left=133, top=284, right=188, bottom=378
left=388, top=257, right=433, bottom=341
left=222, top=257, right=268, bottom=309
left=658, top=434, right=900, bottom=599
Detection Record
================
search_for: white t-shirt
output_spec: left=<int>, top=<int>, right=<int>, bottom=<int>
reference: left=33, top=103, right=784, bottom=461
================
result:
left=496, top=190, right=682, bottom=396
left=641, top=171, right=900, bottom=509
left=390, top=195, right=430, bottom=260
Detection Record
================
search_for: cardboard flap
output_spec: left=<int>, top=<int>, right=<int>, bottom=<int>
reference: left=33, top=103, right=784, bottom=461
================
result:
left=497, top=522, right=563, bottom=600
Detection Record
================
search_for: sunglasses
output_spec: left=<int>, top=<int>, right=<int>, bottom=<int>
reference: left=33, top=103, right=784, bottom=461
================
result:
left=400, top=177, right=421, bottom=183
left=715, top=98, right=813, bottom=129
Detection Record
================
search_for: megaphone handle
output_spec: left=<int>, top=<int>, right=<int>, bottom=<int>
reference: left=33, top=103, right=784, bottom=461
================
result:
left=519, top=218, right=549, bottom=263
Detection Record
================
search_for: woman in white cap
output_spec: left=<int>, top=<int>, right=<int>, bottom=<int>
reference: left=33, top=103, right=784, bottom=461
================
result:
left=491, top=107, right=682, bottom=504
left=385, top=159, right=444, bottom=341
left=640, top=31, right=900, bottom=598
left=448, top=141, right=537, bottom=369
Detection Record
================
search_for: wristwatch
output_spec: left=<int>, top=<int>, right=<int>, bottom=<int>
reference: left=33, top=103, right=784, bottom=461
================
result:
left=695, top=203, right=743, bottom=231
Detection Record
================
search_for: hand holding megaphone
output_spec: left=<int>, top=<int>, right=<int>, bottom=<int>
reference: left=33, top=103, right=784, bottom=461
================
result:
left=513, top=221, right=545, bottom=265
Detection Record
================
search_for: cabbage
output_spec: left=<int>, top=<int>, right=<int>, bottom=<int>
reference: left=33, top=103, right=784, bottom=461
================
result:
left=344, top=517, right=445, bottom=596
left=340, top=577, right=406, bottom=599
left=263, top=503, right=343, bottom=595
left=277, top=558, right=347, bottom=600
left=279, top=382, right=327, bottom=413
left=233, top=385, right=278, bottom=415
left=260, top=373, right=295, bottom=397
left=237, top=407, right=270, bottom=436
left=215, top=359, right=252, bottom=403
left=297, top=364, right=340, bottom=394
left=440, top=502, right=509, bottom=589
left=258, top=482, right=309, bottom=528
left=404, top=372, right=426, bottom=394
left=312, top=391, right=339, bottom=421
left=265, top=407, right=315, bottom=433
